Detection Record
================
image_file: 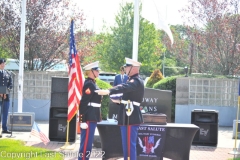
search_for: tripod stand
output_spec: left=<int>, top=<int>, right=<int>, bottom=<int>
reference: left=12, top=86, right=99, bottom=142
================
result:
left=6, top=72, right=15, bottom=138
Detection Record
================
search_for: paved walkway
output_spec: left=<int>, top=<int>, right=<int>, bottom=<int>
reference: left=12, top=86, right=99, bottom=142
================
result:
left=1, top=121, right=240, bottom=160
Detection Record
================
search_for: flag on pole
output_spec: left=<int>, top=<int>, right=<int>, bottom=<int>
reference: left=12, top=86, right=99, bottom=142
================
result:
left=30, top=121, right=50, bottom=145
left=68, top=20, right=84, bottom=122
left=142, top=0, right=174, bottom=45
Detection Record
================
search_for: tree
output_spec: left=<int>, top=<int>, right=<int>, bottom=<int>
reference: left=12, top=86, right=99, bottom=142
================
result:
left=146, top=69, right=164, bottom=88
left=0, top=38, right=10, bottom=59
left=76, top=30, right=102, bottom=66
left=0, top=0, right=86, bottom=70
left=157, top=25, right=191, bottom=76
left=95, top=2, right=164, bottom=76
left=181, top=0, right=240, bottom=75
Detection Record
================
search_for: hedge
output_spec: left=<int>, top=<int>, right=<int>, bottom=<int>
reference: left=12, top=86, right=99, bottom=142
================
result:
left=153, top=76, right=178, bottom=122
left=96, top=78, right=112, bottom=120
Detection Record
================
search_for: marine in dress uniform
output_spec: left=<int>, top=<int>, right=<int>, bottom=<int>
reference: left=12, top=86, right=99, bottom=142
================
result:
left=78, top=61, right=102, bottom=160
left=0, top=58, right=13, bottom=135
left=96, top=58, right=144, bottom=160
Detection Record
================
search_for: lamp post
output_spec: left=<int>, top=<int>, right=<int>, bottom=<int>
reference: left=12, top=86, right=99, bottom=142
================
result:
left=184, top=66, right=188, bottom=77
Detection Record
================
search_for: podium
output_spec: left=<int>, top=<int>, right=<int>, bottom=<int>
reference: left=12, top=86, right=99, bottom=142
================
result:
left=0, top=86, right=9, bottom=138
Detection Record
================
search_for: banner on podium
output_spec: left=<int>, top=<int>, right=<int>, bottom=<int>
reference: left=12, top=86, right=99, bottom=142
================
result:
left=137, top=126, right=166, bottom=160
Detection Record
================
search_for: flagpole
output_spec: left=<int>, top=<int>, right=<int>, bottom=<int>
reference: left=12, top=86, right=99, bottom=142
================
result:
left=60, top=19, right=73, bottom=150
left=66, top=122, right=70, bottom=143
left=132, top=0, right=139, bottom=61
left=60, top=122, right=72, bottom=150
left=162, top=5, right=168, bottom=77
left=18, top=0, right=26, bottom=113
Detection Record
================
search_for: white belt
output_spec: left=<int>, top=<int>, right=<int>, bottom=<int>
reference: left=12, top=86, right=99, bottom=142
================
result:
left=121, top=100, right=140, bottom=106
left=88, top=102, right=101, bottom=107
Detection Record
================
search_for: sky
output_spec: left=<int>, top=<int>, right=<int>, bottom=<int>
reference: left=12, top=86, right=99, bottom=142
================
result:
left=74, top=0, right=190, bottom=33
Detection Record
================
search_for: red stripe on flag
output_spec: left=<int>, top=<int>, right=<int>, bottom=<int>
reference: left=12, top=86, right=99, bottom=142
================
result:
left=30, top=122, right=50, bottom=145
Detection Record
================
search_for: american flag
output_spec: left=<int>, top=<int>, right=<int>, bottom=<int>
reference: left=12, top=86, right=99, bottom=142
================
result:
left=144, top=136, right=154, bottom=154
left=68, top=20, right=84, bottom=122
left=30, top=121, right=50, bottom=145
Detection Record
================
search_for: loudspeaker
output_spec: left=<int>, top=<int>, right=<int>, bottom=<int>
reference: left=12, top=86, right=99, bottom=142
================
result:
left=50, top=92, right=68, bottom=108
left=51, top=77, right=68, bottom=108
left=51, top=77, right=68, bottom=93
left=191, top=109, right=218, bottom=146
left=49, top=107, right=76, bottom=142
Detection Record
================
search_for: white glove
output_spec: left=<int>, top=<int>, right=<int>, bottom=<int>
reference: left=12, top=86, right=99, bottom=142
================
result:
left=80, top=123, right=88, bottom=129
left=141, top=110, right=146, bottom=114
left=95, top=90, right=110, bottom=95
left=126, top=102, right=134, bottom=116
left=111, top=99, right=121, bottom=104
left=110, top=93, right=123, bottom=99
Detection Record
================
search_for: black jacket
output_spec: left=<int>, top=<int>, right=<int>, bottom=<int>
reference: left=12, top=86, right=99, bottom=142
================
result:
left=79, top=78, right=102, bottom=123
left=0, top=70, right=13, bottom=101
left=109, top=74, right=144, bottom=125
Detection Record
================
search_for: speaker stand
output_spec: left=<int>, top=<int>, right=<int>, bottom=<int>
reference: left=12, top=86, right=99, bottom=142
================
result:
left=229, top=148, right=240, bottom=156
left=6, top=100, right=15, bottom=138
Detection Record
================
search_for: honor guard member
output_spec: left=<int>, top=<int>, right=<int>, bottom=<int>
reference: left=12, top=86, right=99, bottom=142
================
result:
left=0, top=59, right=13, bottom=135
left=96, top=57, right=144, bottom=160
left=78, top=61, right=102, bottom=160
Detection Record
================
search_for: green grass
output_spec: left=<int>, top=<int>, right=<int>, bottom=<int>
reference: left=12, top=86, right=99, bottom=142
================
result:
left=229, top=158, right=240, bottom=160
left=0, top=139, right=63, bottom=160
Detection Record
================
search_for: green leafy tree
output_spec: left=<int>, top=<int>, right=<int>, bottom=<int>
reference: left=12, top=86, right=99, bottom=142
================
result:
left=163, top=58, right=179, bottom=77
left=159, top=25, right=190, bottom=76
left=0, top=43, right=9, bottom=59
left=75, top=31, right=102, bottom=67
left=95, top=2, right=164, bottom=75
left=93, top=32, right=114, bottom=71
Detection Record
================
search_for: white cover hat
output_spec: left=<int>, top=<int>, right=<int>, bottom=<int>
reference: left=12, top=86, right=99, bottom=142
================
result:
left=83, top=61, right=101, bottom=70
left=124, top=57, right=142, bottom=67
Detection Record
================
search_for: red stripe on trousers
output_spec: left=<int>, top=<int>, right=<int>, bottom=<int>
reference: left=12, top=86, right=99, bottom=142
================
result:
left=82, top=121, right=89, bottom=160
left=128, top=125, right=131, bottom=158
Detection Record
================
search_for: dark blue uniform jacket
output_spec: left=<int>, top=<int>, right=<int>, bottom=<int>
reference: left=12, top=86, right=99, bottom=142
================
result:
left=0, top=70, right=13, bottom=101
left=109, top=74, right=144, bottom=125
left=79, top=78, right=102, bottom=123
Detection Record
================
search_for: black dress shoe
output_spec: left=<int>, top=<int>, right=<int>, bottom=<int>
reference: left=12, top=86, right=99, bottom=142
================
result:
left=2, top=130, right=11, bottom=134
